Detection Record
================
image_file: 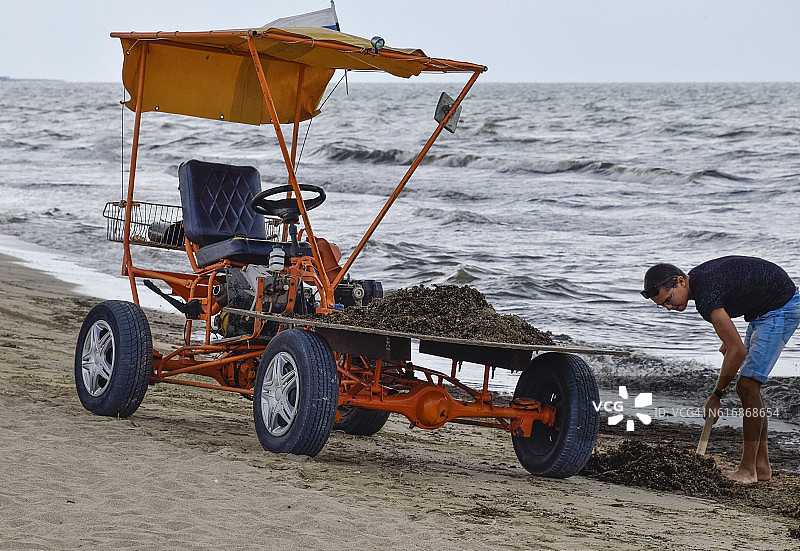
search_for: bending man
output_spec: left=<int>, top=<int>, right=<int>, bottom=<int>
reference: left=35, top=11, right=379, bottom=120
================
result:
left=641, top=256, right=799, bottom=483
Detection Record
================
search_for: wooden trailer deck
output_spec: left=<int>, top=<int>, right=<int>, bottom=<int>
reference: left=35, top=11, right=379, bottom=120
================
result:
left=224, top=308, right=629, bottom=371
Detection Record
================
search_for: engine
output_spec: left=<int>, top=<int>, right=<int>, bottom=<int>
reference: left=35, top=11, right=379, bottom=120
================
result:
left=212, top=263, right=382, bottom=339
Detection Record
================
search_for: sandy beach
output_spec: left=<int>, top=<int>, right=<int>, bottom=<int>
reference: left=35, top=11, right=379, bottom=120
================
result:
left=1, top=251, right=799, bottom=551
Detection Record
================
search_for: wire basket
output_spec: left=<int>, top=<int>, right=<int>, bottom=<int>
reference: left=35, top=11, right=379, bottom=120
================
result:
left=103, top=201, right=284, bottom=250
left=103, top=201, right=185, bottom=250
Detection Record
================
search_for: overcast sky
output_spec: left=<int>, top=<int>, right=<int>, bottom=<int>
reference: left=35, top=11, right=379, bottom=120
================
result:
left=2, top=0, right=799, bottom=83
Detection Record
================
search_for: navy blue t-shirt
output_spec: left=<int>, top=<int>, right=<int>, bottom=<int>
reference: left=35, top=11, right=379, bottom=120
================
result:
left=689, top=256, right=796, bottom=323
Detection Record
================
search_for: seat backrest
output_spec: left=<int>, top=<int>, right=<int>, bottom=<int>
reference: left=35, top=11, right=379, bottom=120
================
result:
left=179, top=159, right=266, bottom=247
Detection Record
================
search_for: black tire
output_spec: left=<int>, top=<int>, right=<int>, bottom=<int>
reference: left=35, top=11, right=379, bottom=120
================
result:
left=334, top=406, right=390, bottom=436
left=74, top=300, right=152, bottom=418
left=511, top=352, right=599, bottom=478
left=253, top=329, right=338, bottom=456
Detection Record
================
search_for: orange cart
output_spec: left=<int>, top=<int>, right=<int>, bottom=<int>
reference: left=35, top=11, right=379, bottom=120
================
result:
left=75, top=23, right=626, bottom=478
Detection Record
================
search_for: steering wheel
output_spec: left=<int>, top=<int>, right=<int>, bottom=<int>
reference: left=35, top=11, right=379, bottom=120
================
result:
left=250, top=184, right=326, bottom=223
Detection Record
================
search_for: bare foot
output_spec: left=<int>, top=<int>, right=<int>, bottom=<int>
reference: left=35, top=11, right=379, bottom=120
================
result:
left=725, top=468, right=758, bottom=484
left=756, top=463, right=772, bottom=482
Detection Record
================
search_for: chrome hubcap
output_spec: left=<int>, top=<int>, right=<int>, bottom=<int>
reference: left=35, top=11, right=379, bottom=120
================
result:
left=81, top=320, right=115, bottom=397
left=260, top=351, right=299, bottom=437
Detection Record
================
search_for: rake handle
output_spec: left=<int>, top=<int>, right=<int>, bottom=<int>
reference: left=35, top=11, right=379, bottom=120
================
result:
left=696, top=415, right=714, bottom=455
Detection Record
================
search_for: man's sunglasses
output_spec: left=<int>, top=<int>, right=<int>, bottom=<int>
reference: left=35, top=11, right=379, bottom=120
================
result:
left=640, top=276, right=678, bottom=299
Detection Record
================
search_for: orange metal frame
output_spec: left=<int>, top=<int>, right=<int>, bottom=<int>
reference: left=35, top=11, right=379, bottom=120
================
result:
left=334, top=355, right=554, bottom=436
left=113, top=31, right=553, bottom=436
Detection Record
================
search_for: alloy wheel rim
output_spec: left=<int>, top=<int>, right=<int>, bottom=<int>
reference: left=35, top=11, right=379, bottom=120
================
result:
left=260, top=351, right=300, bottom=437
left=81, top=320, right=115, bottom=397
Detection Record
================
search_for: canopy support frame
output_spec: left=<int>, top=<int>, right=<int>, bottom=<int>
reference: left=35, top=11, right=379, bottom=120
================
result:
left=283, top=64, right=307, bottom=242
left=113, top=31, right=486, bottom=313
left=122, top=42, right=149, bottom=304
left=246, top=37, right=335, bottom=310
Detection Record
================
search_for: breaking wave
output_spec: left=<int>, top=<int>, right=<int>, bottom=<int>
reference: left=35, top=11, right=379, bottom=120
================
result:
left=411, top=207, right=494, bottom=226
left=313, top=143, right=750, bottom=187
left=313, top=143, right=490, bottom=169
left=314, top=144, right=409, bottom=164
left=501, top=159, right=749, bottom=184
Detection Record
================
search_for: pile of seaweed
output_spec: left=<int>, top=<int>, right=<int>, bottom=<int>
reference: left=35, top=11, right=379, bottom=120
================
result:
left=309, top=284, right=554, bottom=345
left=581, top=440, right=746, bottom=499
left=583, top=440, right=800, bottom=540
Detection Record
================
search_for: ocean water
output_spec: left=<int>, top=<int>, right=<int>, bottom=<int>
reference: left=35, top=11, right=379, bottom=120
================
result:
left=1, top=79, right=800, bottom=395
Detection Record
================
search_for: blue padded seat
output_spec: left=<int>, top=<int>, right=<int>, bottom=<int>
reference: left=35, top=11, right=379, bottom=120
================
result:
left=179, top=159, right=285, bottom=267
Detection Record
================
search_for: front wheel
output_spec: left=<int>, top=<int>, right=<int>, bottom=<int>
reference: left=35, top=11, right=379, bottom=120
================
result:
left=253, top=330, right=338, bottom=457
left=511, top=352, right=599, bottom=478
left=74, top=300, right=152, bottom=418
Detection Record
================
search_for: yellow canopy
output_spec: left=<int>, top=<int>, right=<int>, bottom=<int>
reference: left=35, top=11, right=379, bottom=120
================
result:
left=116, top=27, right=479, bottom=126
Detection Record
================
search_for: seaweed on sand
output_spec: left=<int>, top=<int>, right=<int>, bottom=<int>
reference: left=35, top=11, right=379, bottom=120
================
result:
left=581, top=440, right=746, bottom=499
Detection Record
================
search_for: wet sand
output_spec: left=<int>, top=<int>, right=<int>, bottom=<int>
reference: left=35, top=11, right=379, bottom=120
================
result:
left=1, top=252, right=799, bottom=550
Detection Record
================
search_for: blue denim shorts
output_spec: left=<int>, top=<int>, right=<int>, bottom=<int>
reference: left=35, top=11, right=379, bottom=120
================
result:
left=739, top=288, right=800, bottom=383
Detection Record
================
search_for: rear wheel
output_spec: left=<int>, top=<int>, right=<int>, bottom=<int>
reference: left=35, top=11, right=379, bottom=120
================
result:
left=253, top=329, right=338, bottom=456
left=74, top=300, right=152, bottom=418
left=511, top=352, right=599, bottom=478
left=334, top=406, right=390, bottom=436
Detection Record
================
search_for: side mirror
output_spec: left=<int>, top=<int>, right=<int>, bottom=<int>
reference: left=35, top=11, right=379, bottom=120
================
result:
left=434, top=92, right=461, bottom=133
